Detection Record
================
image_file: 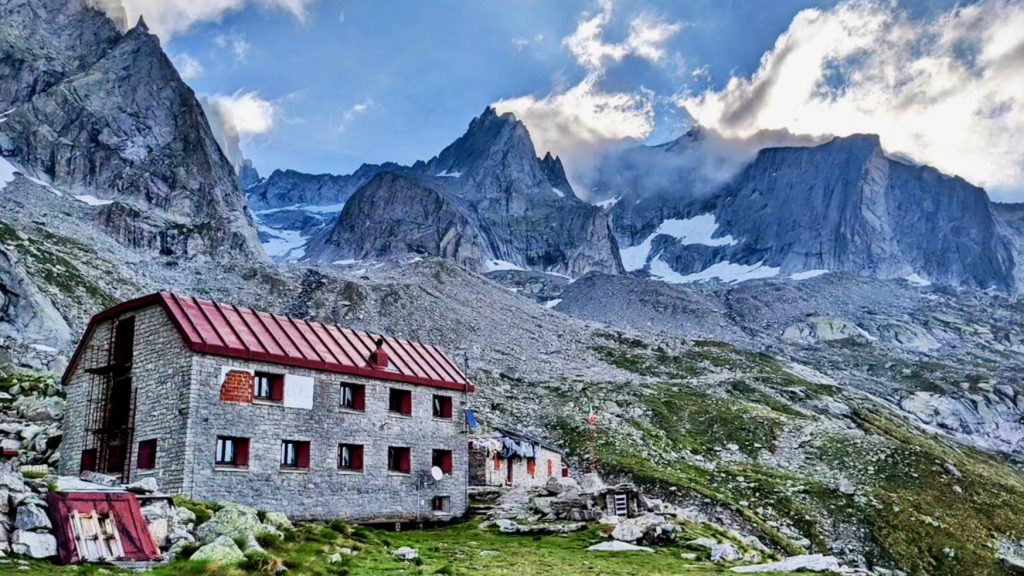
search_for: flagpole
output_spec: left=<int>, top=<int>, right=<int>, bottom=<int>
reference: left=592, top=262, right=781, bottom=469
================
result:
left=588, top=401, right=597, bottom=474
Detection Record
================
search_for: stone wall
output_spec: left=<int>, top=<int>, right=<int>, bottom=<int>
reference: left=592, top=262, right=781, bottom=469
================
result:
left=182, top=354, right=471, bottom=521
left=59, top=305, right=194, bottom=494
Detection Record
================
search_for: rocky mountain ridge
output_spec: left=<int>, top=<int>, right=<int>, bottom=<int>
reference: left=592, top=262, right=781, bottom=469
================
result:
left=0, top=0, right=263, bottom=260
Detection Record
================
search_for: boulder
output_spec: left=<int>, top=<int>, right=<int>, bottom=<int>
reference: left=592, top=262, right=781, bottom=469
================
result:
left=196, top=503, right=263, bottom=544
left=730, top=554, right=842, bottom=573
left=0, top=473, right=26, bottom=493
left=611, top=513, right=665, bottom=543
left=687, top=537, right=717, bottom=550
left=189, top=535, right=245, bottom=564
left=587, top=541, right=654, bottom=553
left=11, top=530, right=56, bottom=559
left=14, top=504, right=51, bottom=531
left=13, top=396, right=64, bottom=422
left=579, top=473, right=606, bottom=493
left=545, top=476, right=580, bottom=495
left=125, top=477, right=159, bottom=494
left=262, top=511, right=293, bottom=531
left=394, top=546, right=419, bottom=561
left=243, top=533, right=264, bottom=553
left=711, top=543, right=743, bottom=563
left=493, top=518, right=585, bottom=534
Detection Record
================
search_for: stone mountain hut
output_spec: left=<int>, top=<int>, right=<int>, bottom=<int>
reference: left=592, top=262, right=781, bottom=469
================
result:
left=59, top=293, right=475, bottom=522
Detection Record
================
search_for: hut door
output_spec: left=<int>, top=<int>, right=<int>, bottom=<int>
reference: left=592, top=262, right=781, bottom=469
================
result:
left=506, top=459, right=514, bottom=485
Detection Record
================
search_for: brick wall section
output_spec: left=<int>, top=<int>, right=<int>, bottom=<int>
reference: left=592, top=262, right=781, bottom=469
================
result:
left=219, top=370, right=254, bottom=404
left=184, top=354, right=470, bottom=521
left=59, top=305, right=194, bottom=494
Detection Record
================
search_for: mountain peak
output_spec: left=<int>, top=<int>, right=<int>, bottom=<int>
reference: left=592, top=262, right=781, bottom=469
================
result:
left=426, top=105, right=536, bottom=177
left=134, top=14, right=148, bottom=33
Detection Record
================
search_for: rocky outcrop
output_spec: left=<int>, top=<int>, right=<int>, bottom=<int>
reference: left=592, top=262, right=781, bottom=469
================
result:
left=307, top=172, right=486, bottom=268
left=0, top=247, right=70, bottom=351
left=247, top=164, right=390, bottom=211
left=714, top=135, right=1015, bottom=290
left=0, top=0, right=263, bottom=260
left=302, top=108, right=623, bottom=277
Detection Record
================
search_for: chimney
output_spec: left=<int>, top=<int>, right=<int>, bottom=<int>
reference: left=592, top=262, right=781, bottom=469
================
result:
left=369, top=338, right=389, bottom=370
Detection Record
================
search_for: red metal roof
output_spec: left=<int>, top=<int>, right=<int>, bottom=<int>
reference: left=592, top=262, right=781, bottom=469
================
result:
left=64, top=293, right=473, bottom=392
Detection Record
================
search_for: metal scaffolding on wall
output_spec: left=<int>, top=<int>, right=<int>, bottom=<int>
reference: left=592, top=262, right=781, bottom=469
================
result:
left=81, top=320, right=137, bottom=483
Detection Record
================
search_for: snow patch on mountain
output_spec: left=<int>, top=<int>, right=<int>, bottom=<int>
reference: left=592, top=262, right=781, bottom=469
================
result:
left=904, top=273, right=932, bottom=287
left=261, top=229, right=308, bottom=262
left=75, top=194, right=113, bottom=206
left=0, top=157, right=17, bottom=190
left=790, top=269, right=830, bottom=280
left=620, top=214, right=738, bottom=271
left=436, top=170, right=462, bottom=178
left=651, top=258, right=780, bottom=285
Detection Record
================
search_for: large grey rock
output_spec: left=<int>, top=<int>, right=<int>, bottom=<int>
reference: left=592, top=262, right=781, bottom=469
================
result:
left=14, top=504, right=50, bottom=531
left=125, top=477, right=159, bottom=494
left=393, top=546, right=419, bottom=561
left=11, top=530, right=56, bottom=558
left=710, top=543, right=743, bottom=563
left=12, top=396, right=64, bottom=422
left=189, top=535, right=245, bottom=564
left=611, top=513, right=665, bottom=543
left=195, top=502, right=263, bottom=544
left=730, top=554, right=842, bottom=573
left=0, top=473, right=26, bottom=493
left=587, top=540, right=654, bottom=553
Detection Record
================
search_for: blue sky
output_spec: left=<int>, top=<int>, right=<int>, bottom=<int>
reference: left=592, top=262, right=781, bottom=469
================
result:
left=143, top=0, right=1024, bottom=199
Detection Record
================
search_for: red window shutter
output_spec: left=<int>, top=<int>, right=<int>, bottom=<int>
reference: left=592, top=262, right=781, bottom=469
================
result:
left=352, top=446, right=364, bottom=470
left=269, top=376, right=285, bottom=402
left=527, top=458, right=536, bottom=477
left=236, top=439, right=250, bottom=467
left=297, top=442, right=310, bottom=469
left=441, top=397, right=453, bottom=418
left=353, top=386, right=365, bottom=410
left=493, top=454, right=501, bottom=470
left=442, top=451, right=453, bottom=474
left=547, top=459, right=553, bottom=477
left=400, top=448, right=410, bottom=473
left=401, top=391, right=411, bottom=415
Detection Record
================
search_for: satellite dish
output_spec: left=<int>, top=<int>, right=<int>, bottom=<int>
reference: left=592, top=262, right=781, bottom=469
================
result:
left=430, top=466, right=444, bottom=481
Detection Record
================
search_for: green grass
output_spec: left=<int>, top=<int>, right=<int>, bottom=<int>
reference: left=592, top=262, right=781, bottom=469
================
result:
left=7, top=518, right=794, bottom=576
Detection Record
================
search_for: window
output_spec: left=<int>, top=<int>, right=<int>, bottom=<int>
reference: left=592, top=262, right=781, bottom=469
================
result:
left=389, top=388, right=412, bottom=416
left=547, top=459, right=553, bottom=478
left=432, top=449, right=453, bottom=475
left=112, top=317, right=135, bottom=365
left=281, top=440, right=310, bottom=470
left=388, top=446, right=411, bottom=474
left=80, top=449, right=97, bottom=473
left=492, top=454, right=501, bottom=470
left=431, top=496, right=451, bottom=513
left=338, top=444, right=364, bottom=471
left=432, top=395, right=453, bottom=419
left=215, top=437, right=249, bottom=468
left=137, top=439, right=157, bottom=470
left=340, top=383, right=365, bottom=411
left=527, top=458, right=536, bottom=477
left=253, top=372, right=284, bottom=402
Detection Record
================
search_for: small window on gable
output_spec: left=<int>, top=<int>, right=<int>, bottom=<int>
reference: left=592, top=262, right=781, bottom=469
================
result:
left=340, top=383, right=365, bottom=411
left=388, top=446, right=411, bottom=474
left=137, top=439, right=157, bottom=470
left=112, top=317, right=135, bottom=366
left=338, top=444, right=364, bottom=471
left=432, top=449, right=453, bottom=475
left=281, top=440, right=310, bottom=470
left=432, top=395, right=453, bottom=419
left=431, top=496, right=451, bottom=513
left=254, top=372, right=284, bottom=402
left=215, top=437, right=249, bottom=468
left=389, top=388, right=412, bottom=416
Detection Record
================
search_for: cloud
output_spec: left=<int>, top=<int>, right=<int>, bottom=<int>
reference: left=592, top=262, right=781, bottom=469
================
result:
left=171, top=53, right=204, bottom=80
left=111, top=0, right=317, bottom=40
left=200, top=91, right=277, bottom=170
left=494, top=0, right=683, bottom=183
left=677, top=0, right=1024, bottom=199
left=215, top=32, right=252, bottom=61
left=338, top=98, right=375, bottom=131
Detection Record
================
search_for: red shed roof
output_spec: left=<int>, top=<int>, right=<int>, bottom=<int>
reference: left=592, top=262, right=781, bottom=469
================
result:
left=64, top=293, right=473, bottom=392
